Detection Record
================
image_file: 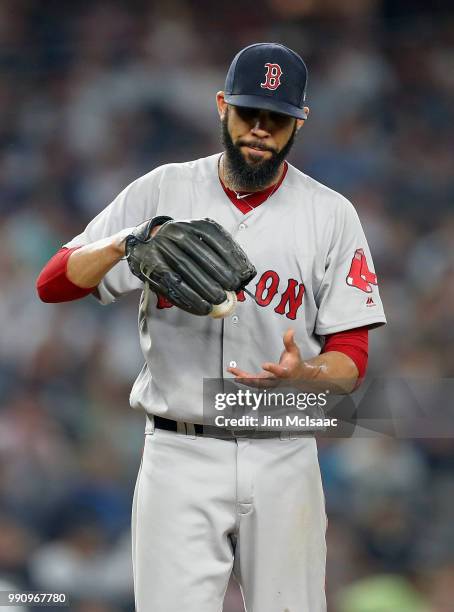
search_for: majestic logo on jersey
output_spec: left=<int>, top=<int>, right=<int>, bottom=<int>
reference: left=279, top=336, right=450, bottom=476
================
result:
left=157, top=269, right=305, bottom=320
left=260, top=63, right=283, bottom=91
left=346, top=248, right=378, bottom=293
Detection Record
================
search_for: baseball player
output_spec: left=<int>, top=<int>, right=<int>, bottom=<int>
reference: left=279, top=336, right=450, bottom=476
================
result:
left=37, top=43, right=386, bottom=612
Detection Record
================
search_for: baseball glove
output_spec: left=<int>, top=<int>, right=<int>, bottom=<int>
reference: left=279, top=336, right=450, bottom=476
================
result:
left=125, top=217, right=256, bottom=315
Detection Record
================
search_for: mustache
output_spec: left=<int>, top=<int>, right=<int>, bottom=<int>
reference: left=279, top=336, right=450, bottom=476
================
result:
left=237, top=140, right=277, bottom=153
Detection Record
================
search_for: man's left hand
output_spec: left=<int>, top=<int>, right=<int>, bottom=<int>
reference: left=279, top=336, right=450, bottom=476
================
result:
left=227, top=328, right=323, bottom=385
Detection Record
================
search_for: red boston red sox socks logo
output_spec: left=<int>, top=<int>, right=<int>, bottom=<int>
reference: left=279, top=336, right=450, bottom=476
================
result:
left=261, top=63, right=283, bottom=90
left=346, top=248, right=377, bottom=293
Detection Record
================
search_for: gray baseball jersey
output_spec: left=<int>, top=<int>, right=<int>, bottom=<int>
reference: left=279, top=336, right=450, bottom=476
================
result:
left=65, top=153, right=386, bottom=423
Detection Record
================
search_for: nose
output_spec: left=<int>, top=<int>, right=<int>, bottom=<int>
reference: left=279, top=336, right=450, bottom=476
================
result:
left=250, top=111, right=272, bottom=136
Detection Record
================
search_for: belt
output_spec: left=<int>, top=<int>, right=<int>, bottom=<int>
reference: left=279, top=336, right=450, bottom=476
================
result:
left=150, top=415, right=311, bottom=440
left=154, top=415, right=205, bottom=435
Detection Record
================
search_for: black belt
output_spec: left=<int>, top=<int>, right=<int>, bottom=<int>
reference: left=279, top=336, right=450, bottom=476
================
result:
left=150, top=415, right=311, bottom=440
left=153, top=416, right=205, bottom=435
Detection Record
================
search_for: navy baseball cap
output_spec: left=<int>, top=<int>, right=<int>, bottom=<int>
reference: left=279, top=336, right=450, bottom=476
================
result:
left=224, top=42, right=308, bottom=120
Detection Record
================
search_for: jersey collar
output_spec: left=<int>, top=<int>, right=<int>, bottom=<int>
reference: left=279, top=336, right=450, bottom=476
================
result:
left=219, top=161, right=288, bottom=215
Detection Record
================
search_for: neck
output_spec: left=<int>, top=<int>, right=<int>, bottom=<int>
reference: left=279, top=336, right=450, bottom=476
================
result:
left=220, top=153, right=285, bottom=193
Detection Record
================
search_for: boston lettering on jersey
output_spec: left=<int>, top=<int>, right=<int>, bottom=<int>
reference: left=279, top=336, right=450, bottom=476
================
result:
left=157, top=269, right=305, bottom=320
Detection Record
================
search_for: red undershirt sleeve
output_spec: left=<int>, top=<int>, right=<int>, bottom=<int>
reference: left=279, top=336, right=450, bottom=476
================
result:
left=36, top=247, right=97, bottom=303
left=321, top=326, right=369, bottom=380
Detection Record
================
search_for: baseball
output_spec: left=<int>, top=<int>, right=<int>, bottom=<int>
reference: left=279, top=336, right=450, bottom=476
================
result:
left=209, top=290, right=237, bottom=319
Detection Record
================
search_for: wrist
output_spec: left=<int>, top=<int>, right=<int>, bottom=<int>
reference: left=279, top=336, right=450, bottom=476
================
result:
left=111, top=230, right=130, bottom=257
left=298, top=360, right=324, bottom=381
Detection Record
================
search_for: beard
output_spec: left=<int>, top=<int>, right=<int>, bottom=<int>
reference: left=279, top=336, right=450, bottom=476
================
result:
left=221, top=111, right=297, bottom=191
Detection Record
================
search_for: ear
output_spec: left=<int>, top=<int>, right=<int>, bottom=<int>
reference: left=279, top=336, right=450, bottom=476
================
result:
left=216, top=91, right=228, bottom=120
left=296, top=106, right=310, bottom=132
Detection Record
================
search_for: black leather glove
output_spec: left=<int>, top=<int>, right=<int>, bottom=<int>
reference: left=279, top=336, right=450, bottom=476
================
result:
left=125, top=217, right=256, bottom=316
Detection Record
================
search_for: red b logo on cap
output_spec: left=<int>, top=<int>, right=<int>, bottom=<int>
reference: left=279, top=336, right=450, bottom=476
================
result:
left=261, top=63, right=283, bottom=90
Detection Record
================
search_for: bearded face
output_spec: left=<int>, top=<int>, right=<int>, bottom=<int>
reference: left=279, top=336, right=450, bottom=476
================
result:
left=221, top=106, right=297, bottom=192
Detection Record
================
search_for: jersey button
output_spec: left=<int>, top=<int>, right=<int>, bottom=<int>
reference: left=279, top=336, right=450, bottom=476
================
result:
left=239, top=223, right=246, bottom=230
left=229, top=360, right=237, bottom=368
left=232, top=315, right=239, bottom=323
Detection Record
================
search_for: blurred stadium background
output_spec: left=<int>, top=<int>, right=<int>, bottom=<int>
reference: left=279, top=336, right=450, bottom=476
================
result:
left=0, top=1, right=453, bottom=611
